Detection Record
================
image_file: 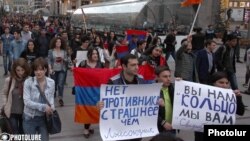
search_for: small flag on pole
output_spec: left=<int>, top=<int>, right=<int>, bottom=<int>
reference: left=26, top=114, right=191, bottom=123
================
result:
left=181, top=0, right=203, bottom=7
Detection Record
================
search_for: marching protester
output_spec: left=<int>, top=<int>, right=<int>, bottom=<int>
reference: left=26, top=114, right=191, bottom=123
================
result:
left=196, top=40, right=217, bottom=84
left=164, top=29, right=177, bottom=61
left=155, top=66, right=176, bottom=135
left=20, top=39, right=39, bottom=66
left=215, top=34, right=238, bottom=90
left=48, top=37, right=69, bottom=106
left=78, top=47, right=104, bottom=138
left=139, top=45, right=167, bottom=68
left=1, top=58, right=30, bottom=134
left=0, top=26, right=14, bottom=76
left=175, top=39, right=199, bottom=82
left=71, top=36, right=90, bottom=66
left=130, top=40, right=147, bottom=59
left=23, top=57, right=55, bottom=141
left=194, top=71, right=245, bottom=141
left=98, top=54, right=147, bottom=141
left=10, top=30, right=26, bottom=61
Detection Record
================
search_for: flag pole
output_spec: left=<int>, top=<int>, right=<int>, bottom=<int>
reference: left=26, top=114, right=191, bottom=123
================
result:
left=81, top=8, right=88, bottom=33
left=189, top=3, right=202, bottom=35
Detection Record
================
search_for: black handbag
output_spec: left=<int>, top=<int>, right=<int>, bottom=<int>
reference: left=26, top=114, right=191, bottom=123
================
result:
left=36, top=85, right=62, bottom=134
left=0, top=109, right=13, bottom=134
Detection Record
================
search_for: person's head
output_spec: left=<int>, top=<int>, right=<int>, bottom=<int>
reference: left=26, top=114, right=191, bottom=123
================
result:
left=81, top=36, right=90, bottom=47
left=131, top=34, right=138, bottom=42
left=137, top=40, right=147, bottom=50
left=121, top=54, right=139, bottom=76
left=4, top=26, right=10, bottom=34
left=150, top=46, right=162, bottom=58
left=11, top=58, right=30, bottom=80
left=205, top=40, right=217, bottom=52
left=87, top=47, right=100, bottom=62
left=40, top=27, right=47, bottom=35
left=235, top=25, right=240, bottom=30
left=13, top=30, right=21, bottom=40
left=23, top=24, right=30, bottom=32
left=94, top=35, right=103, bottom=47
left=34, top=24, right=40, bottom=31
left=227, top=34, right=237, bottom=48
left=155, top=66, right=171, bottom=87
left=50, top=37, right=66, bottom=50
left=170, top=29, right=177, bottom=35
left=26, top=39, right=37, bottom=52
left=181, top=39, right=192, bottom=53
left=209, top=72, right=229, bottom=89
left=208, top=24, right=213, bottom=29
left=150, top=133, right=184, bottom=141
left=33, top=57, right=48, bottom=79
left=109, top=31, right=115, bottom=39
left=61, top=31, right=68, bottom=40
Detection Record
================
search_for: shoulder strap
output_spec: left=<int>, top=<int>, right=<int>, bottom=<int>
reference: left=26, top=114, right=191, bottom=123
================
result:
left=34, top=77, right=51, bottom=107
left=7, top=77, right=12, bottom=97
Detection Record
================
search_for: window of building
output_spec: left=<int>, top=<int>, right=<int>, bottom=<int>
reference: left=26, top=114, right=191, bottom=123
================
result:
left=240, top=2, right=245, bottom=7
left=81, top=0, right=90, bottom=6
left=234, top=2, right=238, bottom=7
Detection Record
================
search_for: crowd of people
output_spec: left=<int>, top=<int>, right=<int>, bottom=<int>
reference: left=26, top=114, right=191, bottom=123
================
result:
left=0, top=13, right=248, bottom=141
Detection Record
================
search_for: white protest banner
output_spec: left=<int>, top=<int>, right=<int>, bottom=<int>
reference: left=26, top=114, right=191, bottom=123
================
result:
left=76, top=51, right=87, bottom=67
left=172, top=80, right=236, bottom=132
left=100, top=84, right=162, bottom=141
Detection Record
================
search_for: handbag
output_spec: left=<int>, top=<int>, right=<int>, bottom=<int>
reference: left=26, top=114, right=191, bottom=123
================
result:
left=0, top=109, right=13, bottom=134
left=35, top=85, right=62, bottom=134
left=0, top=77, right=13, bottom=133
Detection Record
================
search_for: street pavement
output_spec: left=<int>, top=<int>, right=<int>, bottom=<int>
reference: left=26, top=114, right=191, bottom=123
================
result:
left=0, top=49, right=249, bottom=141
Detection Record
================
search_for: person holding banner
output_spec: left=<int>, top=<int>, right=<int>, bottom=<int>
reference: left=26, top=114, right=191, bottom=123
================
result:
left=194, top=71, right=245, bottom=141
left=98, top=54, right=146, bottom=141
left=71, top=36, right=90, bottom=66
left=155, top=66, right=176, bottom=135
left=78, top=47, right=104, bottom=138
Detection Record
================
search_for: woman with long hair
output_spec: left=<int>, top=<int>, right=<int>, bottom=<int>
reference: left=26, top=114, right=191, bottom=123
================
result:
left=20, top=39, right=39, bottom=66
left=78, top=47, right=104, bottom=138
left=1, top=58, right=30, bottom=134
left=48, top=37, right=70, bottom=106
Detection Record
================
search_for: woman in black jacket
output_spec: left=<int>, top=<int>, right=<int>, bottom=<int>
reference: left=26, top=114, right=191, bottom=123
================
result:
left=194, top=71, right=245, bottom=141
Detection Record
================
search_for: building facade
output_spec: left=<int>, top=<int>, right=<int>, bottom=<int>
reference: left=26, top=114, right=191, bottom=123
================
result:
left=49, top=0, right=101, bottom=15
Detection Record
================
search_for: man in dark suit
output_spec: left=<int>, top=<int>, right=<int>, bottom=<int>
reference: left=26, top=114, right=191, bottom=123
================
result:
left=196, top=40, right=217, bottom=84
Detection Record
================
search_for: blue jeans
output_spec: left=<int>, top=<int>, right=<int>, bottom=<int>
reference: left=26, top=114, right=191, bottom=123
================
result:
left=165, top=50, right=176, bottom=61
left=9, top=114, right=23, bottom=134
left=3, top=52, right=12, bottom=74
left=51, top=70, right=66, bottom=99
left=23, top=115, right=49, bottom=141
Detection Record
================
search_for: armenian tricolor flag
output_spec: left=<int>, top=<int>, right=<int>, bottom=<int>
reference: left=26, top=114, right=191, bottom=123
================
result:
left=74, top=65, right=155, bottom=124
left=116, top=30, right=148, bottom=59
left=181, top=0, right=203, bottom=7
left=126, top=29, right=147, bottom=41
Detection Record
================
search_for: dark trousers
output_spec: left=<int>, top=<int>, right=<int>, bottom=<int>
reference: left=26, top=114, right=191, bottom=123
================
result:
left=9, top=113, right=23, bottom=134
left=84, top=124, right=90, bottom=129
left=235, top=45, right=240, bottom=60
left=195, top=132, right=204, bottom=141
